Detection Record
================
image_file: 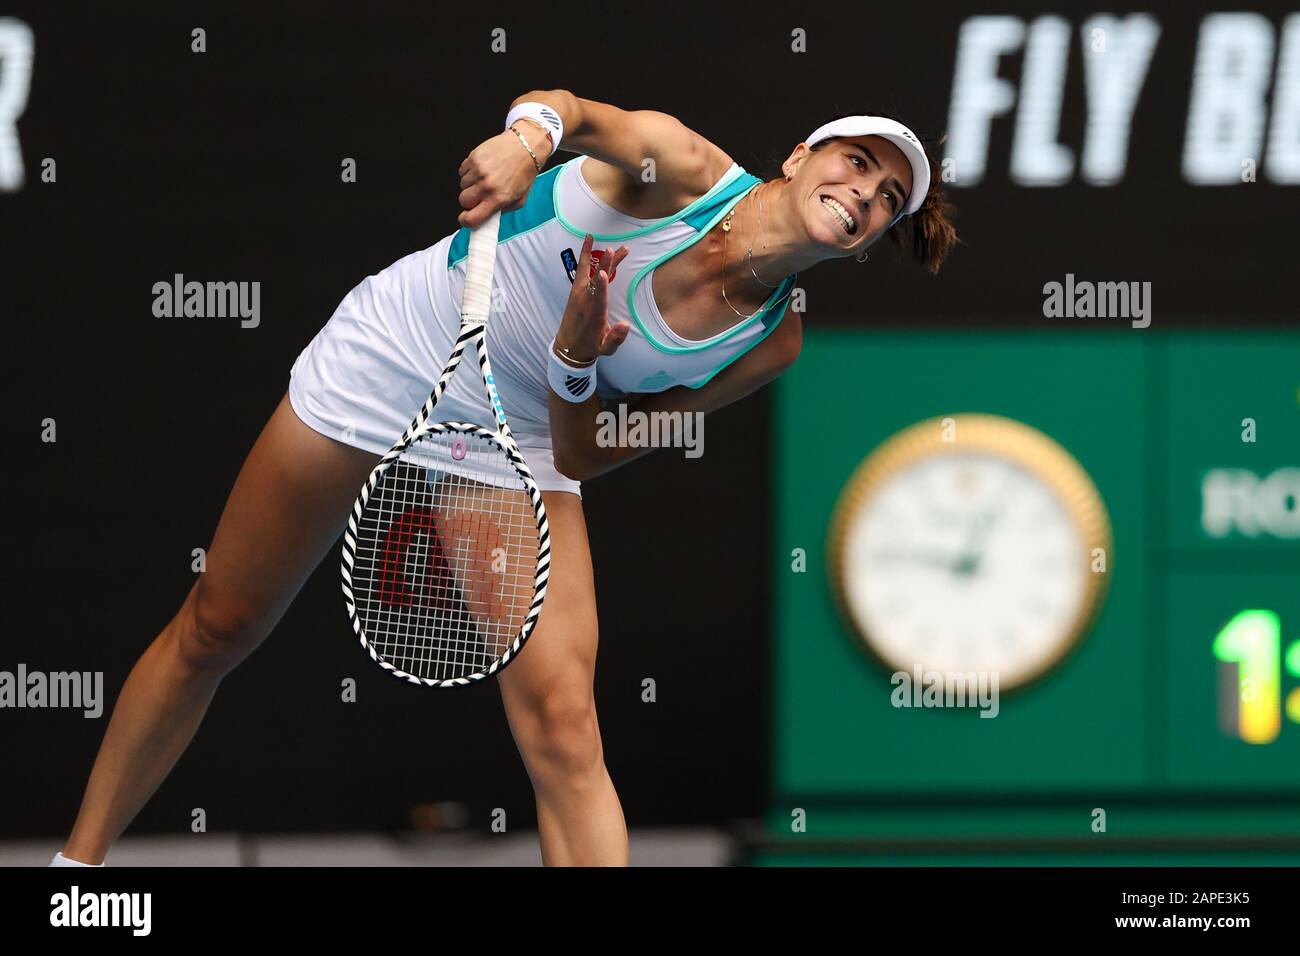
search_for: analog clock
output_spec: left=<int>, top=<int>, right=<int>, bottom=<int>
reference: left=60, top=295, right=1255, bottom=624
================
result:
left=827, top=414, right=1113, bottom=690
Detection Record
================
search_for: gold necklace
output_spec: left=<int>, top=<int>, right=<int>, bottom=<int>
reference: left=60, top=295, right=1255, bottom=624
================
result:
left=747, top=187, right=782, bottom=288
left=720, top=187, right=794, bottom=320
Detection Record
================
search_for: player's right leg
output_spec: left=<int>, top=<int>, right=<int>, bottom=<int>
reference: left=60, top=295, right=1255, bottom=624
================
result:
left=59, top=392, right=378, bottom=865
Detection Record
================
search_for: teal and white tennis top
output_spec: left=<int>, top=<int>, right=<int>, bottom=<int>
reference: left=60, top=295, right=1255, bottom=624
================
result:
left=288, top=155, right=794, bottom=497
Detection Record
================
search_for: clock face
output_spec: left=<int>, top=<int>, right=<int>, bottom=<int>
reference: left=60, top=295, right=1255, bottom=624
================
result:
left=830, top=416, right=1111, bottom=690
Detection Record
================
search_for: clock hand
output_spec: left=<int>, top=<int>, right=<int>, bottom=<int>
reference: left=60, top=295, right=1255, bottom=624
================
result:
left=875, top=547, right=966, bottom=570
left=953, top=506, right=1005, bottom=576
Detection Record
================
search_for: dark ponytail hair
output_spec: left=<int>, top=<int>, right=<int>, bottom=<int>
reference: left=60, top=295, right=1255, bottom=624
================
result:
left=894, top=138, right=958, bottom=276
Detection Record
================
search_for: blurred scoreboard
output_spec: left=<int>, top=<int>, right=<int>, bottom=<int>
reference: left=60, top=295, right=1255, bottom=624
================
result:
left=755, top=330, right=1300, bottom=865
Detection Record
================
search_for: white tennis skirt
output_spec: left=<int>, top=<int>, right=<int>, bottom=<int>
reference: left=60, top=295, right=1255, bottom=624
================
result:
left=287, top=235, right=582, bottom=497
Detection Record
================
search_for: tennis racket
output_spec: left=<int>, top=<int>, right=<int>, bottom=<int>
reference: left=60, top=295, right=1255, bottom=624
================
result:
left=341, top=211, right=551, bottom=688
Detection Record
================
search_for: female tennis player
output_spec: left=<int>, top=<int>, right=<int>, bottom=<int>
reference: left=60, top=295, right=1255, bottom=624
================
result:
left=53, top=91, right=956, bottom=867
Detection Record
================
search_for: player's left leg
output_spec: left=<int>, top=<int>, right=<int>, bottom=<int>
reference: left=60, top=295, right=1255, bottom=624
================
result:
left=496, top=490, right=627, bottom=866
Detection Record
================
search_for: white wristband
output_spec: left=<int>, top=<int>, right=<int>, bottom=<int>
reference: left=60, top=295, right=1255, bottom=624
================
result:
left=51, top=851, right=104, bottom=867
left=548, top=345, right=596, bottom=403
left=506, top=102, right=563, bottom=154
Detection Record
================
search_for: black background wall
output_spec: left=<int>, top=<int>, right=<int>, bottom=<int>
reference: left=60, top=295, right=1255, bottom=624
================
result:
left=2, top=0, right=1295, bottom=838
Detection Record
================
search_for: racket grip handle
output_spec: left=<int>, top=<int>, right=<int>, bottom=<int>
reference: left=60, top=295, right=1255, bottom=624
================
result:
left=462, top=210, right=502, bottom=321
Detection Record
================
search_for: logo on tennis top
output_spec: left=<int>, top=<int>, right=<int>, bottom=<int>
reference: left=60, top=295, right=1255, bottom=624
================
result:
left=560, top=247, right=611, bottom=283
left=638, top=370, right=676, bottom=390
left=560, top=248, right=578, bottom=283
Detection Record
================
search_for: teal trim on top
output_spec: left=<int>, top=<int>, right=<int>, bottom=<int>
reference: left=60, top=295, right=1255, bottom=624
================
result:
left=681, top=172, right=761, bottom=231
left=623, top=177, right=794, bottom=356
left=552, top=156, right=750, bottom=242
left=681, top=273, right=797, bottom=389
left=447, top=163, right=564, bottom=268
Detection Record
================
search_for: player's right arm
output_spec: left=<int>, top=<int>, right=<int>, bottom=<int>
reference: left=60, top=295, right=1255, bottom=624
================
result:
left=457, top=90, right=733, bottom=227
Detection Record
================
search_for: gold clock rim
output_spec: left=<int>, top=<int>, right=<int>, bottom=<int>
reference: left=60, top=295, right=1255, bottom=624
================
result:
left=825, top=413, right=1114, bottom=692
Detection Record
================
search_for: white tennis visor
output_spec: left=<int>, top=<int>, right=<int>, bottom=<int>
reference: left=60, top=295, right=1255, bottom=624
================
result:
left=805, top=116, right=931, bottom=217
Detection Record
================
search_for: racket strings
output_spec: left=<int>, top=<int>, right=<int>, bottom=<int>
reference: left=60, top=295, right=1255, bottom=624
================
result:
left=351, top=430, right=541, bottom=682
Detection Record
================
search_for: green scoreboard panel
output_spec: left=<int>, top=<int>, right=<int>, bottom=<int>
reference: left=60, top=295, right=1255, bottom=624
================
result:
left=756, top=331, right=1300, bottom=865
